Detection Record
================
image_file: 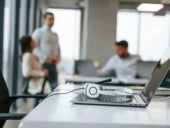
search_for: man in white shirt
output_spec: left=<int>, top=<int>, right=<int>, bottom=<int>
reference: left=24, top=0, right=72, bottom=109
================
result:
left=32, top=12, right=60, bottom=90
left=97, top=40, right=141, bottom=79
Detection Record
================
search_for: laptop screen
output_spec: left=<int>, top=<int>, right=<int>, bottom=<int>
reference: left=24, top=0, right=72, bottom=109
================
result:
left=141, top=47, right=170, bottom=105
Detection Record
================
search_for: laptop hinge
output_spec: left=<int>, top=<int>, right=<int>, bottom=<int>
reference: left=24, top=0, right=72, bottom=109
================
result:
left=140, top=91, right=149, bottom=105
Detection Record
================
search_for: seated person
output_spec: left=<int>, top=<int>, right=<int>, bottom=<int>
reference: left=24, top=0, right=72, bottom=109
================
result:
left=97, top=40, right=141, bottom=79
left=20, top=36, right=51, bottom=94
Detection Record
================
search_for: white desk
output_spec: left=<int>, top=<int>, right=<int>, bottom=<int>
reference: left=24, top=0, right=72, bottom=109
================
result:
left=63, top=75, right=148, bottom=85
left=19, top=85, right=170, bottom=128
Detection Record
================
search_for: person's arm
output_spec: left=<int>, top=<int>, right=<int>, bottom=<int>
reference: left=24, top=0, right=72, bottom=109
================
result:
left=97, top=56, right=116, bottom=76
left=22, top=53, right=46, bottom=77
left=53, top=34, right=61, bottom=65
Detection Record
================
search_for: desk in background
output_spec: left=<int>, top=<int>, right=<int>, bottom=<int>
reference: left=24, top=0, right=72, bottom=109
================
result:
left=19, top=84, right=170, bottom=128
left=63, top=75, right=148, bottom=86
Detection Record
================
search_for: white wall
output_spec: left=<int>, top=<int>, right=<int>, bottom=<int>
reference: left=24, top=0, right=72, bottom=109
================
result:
left=82, top=0, right=118, bottom=66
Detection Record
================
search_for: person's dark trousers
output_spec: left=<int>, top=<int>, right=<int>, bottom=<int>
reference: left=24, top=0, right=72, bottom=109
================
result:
left=42, top=63, right=58, bottom=90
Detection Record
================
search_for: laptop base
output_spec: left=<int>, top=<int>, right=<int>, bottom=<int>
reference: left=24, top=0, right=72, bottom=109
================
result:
left=71, top=93, right=146, bottom=107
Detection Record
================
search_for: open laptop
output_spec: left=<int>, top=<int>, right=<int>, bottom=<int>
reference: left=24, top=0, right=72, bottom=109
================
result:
left=71, top=47, right=170, bottom=107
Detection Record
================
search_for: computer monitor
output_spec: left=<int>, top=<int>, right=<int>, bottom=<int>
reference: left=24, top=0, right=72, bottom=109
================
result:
left=136, top=60, right=157, bottom=78
left=74, top=60, right=98, bottom=76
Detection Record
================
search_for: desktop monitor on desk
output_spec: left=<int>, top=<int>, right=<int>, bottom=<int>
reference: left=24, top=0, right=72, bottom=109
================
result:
left=161, top=70, right=170, bottom=88
left=74, top=60, right=116, bottom=77
left=136, top=60, right=157, bottom=79
left=74, top=60, right=98, bottom=77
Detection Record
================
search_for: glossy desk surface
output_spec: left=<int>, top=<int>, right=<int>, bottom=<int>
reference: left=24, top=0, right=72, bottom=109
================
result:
left=19, top=85, right=170, bottom=128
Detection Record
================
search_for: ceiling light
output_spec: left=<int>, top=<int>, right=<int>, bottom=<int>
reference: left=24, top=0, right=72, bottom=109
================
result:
left=137, top=3, right=164, bottom=12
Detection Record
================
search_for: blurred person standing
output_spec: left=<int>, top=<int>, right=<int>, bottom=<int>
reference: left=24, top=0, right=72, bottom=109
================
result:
left=32, top=12, right=60, bottom=90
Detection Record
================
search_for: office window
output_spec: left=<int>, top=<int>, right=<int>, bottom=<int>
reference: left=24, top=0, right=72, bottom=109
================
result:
left=117, top=10, right=170, bottom=61
left=140, top=13, right=169, bottom=60
left=47, top=8, right=81, bottom=74
left=117, top=11, right=139, bottom=55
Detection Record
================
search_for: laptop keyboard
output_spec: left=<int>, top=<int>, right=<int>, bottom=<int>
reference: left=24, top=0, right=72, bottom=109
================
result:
left=133, top=95, right=145, bottom=104
left=99, top=95, right=132, bottom=103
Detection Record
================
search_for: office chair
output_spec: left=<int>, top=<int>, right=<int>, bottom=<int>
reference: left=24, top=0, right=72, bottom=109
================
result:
left=0, top=70, right=45, bottom=128
left=22, top=76, right=47, bottom=95
left=21, top=76, right=48, bottom=107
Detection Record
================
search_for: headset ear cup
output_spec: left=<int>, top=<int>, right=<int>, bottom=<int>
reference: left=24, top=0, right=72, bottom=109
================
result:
left=83, top=83, right=89, bottom=96
left=84, top=83, right=101, bottom=98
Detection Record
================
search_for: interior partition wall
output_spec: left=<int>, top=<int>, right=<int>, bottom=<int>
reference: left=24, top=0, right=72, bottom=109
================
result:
left=17, top=0, right=42, bottom=96
left=12, top=0, right=21, bottom=96
left=26, top=0, right=30, bottom=34
left=29, top=0, right=39, bottom=34
left=27, top=0, right=42, bottom=35
left=6, top=0, right=41, bottom=95
left=34, top=0, right=37, bottom=29
left=0, top=0, right=5, bottom=70
left=81, top=0, right=118, bottom=66
left=36, top=0, right=43, bottom=28
left=17, top=0, right=31, bottom=96
left=1, top=0, right=42, bottom=97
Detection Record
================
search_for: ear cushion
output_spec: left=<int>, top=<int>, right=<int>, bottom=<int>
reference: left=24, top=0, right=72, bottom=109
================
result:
left=84, top=83, right=101, bottom=98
